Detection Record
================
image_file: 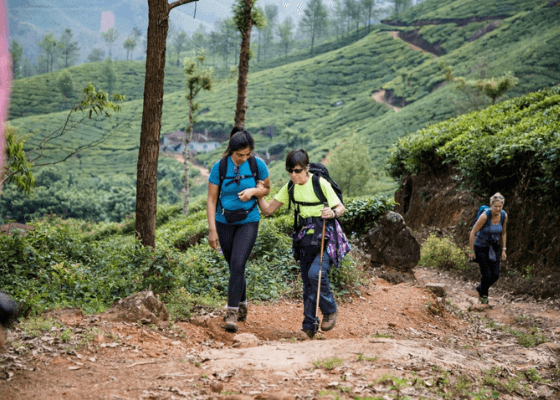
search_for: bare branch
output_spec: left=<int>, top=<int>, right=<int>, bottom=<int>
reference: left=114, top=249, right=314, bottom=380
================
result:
left=168, top=0, right=198, bottom=12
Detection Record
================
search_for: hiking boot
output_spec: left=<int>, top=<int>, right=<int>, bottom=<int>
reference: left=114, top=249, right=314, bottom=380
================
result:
left=321, top=310, right=338, bottom=331
left=223, top=309, right=238, bottom=332
left=238, top=303, right=247, bottom=322
left=300, top=328, right=315, bottom=340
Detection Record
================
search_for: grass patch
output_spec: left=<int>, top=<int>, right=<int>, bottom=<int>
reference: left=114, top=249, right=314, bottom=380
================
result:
left=312, top=356, right=344, bottom=370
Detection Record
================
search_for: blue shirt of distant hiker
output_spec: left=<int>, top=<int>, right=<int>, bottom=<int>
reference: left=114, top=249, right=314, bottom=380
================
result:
left=209, top=156, right=269, bottom=225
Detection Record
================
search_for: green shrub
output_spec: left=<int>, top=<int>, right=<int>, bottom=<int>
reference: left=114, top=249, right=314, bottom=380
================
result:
left=387, top=86, right=560, bottom=199
left=419, top=234, right=468, bottom=271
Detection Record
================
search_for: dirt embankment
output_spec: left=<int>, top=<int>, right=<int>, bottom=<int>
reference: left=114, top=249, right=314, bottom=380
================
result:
left=394, top=169, right=560, bottom=300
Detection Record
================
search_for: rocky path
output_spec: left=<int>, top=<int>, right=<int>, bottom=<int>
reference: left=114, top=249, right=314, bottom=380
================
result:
left=1, top=267, right=559, bottom=399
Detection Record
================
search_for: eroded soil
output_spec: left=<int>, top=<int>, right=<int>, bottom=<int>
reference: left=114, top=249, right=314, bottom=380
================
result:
left=1, top=267, right=559, bottom=399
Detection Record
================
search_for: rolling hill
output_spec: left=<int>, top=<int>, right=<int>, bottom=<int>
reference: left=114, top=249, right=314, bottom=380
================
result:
left=5, top=0, right=560, bottom=218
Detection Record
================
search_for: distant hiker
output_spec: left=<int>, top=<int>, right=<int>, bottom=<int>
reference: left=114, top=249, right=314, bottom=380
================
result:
left=468, top=192, right=508, bottom=305
left=207, top=127, right=270, bottom=332
left=256, top=149, right=350, bottom=339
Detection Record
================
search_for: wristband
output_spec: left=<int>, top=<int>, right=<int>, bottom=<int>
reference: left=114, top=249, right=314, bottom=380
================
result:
left=502, top=247, right=507, bottom=250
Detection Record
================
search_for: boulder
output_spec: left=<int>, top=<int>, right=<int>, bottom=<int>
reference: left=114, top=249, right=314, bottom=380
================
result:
left=102, top=291, right=169, bottom=325
left=363, top=212, right=420, bottom=283
left=426, top=283, right=447, bottom=298
left=232, top=333, right=260, bottom=348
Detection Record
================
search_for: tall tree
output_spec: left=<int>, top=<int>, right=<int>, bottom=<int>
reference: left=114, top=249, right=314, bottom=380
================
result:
left=136, top=0, right=198, bottom=249
left=123, top=36, right=137, bottom=61
left=344, top=0, right=359, bottom=34
left=330, top=0, right=346, bottom=41
left=58, top=28, right=80, bottom=68
left=172, top=31, right=188, bottom=66
left=300, top=0, right=328, bottom=55
left=208, top=31, right=220, bottom=67
left=102, top=57, right=118, bottom=95
left=255, top=23, right=264, bottom=62
left=39, top=33, right=58, bottom=73
left=263, top=4, right=278, bottom=60
left=21, top=57, right=34, bottom=77
left=101, top=27, right=119, bottom=59
left=9, top=40, right=23, bottom=79
left=277, top=17, right=294, bottom=59
left=218, top=18, right=238, bottom=69
left=132, top=27, right=143, bottom=60
left=360, top=0, right=375, bottom=31
left=390, top=0, right=412, bottom=16
left=183, top=51, right=213, bottom=214
left=233, top=0, right=265, bottom=128
left=192, top=24, right=209, bottom=50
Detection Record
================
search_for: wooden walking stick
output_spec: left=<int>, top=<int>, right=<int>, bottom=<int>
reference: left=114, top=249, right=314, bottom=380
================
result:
left=315, top=203, right=329, bottom=333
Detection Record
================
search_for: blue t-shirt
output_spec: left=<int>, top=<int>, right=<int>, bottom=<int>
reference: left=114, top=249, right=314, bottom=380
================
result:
left=209, top=156, right=269, bottom=224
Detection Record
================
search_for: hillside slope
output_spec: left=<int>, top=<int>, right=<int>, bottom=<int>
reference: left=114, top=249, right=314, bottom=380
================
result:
left=7, top=0, right=560, bottom=195
left=390, top=86, right=560, bottom=299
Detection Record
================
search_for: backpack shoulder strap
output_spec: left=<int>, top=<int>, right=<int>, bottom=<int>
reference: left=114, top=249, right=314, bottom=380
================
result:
left=218, top=157, right=228, bottom=192
left=248, top=155, right=259, bottom=179
left=288, top=181, right=295, bottom=211
left=311, top=174, right=328, bottom=205
left=500, top=210, right=506, bottom=224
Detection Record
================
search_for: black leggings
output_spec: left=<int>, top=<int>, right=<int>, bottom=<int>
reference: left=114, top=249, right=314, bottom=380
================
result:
left=475, top=244, right=501, bottom=297
left=216, top=221, right=259, bottom=308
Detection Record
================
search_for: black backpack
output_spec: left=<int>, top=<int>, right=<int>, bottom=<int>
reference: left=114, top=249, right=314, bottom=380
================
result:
left=288, top=162, right=343, bottom=230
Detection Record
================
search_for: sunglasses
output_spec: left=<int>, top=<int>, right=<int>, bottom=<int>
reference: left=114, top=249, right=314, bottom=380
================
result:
left=286, top=167, right=305, bottom=174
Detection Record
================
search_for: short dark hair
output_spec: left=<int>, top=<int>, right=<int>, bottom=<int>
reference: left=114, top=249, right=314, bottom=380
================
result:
left=285, top=148, right=309, bottom=170
left=222, top=127, right=255, bottom=157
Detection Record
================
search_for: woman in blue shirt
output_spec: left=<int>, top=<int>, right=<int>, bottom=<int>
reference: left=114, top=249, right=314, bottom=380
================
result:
left=468, top=193, right=508, bottom=305
left=207, top=127, right=270, bottom=332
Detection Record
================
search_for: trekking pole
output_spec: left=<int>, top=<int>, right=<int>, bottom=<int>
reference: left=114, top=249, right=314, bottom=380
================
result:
left=315, top=203, right=329, bottom=333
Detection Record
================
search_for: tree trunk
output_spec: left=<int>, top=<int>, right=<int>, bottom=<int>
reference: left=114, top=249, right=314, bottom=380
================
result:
left=234, top=0, right=254, bottom=129
left=136, top=0, right=171, bottom=248
left=136, top=0, right=197, bottom=248
left=183, top=101, right=193, bottom=215
left=257, top=29, right=261, bottom=62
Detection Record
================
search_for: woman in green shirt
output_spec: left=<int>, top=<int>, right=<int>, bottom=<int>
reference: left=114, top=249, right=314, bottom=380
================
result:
left=257, top=149, right=348, bottom=339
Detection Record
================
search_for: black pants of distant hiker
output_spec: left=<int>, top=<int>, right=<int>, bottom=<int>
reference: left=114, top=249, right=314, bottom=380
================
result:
left=474, top=244, right=501, bottom=298
left=216, top=221, right=259, bottom=308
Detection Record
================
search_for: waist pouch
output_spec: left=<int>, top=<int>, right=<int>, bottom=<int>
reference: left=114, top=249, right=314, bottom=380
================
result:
left=292, top=219, right=329, bottom=261
left=298, top=233, right=322, bottom=255
left=221, top=201, right=257, bottom=224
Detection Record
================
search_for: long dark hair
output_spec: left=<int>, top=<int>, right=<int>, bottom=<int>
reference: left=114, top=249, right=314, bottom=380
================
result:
left=285, top=148, right=310, bottom=170
left=222, top=126, right=255, bottom=157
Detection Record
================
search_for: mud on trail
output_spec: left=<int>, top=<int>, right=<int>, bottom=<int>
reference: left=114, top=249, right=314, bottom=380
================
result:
left=1, top=268, right=560, bottom=400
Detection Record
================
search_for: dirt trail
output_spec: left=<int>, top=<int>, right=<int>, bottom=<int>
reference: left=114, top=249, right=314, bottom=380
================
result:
left=1, top=268, right=559, bottom=399
left=371, top=90, right=401, bottom=112
left=389, top=31, right=433, bottom=55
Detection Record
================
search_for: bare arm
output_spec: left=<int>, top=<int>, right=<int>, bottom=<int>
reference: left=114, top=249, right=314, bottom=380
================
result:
left=468, top=213, right=487, bottom=260
left=257, top=197, right=284, bottom=216
left=206, top=182, right=220, bottom=250
left=501, top=214, right=508, bottom=260
left=238, top=177, right=271, bottom=202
